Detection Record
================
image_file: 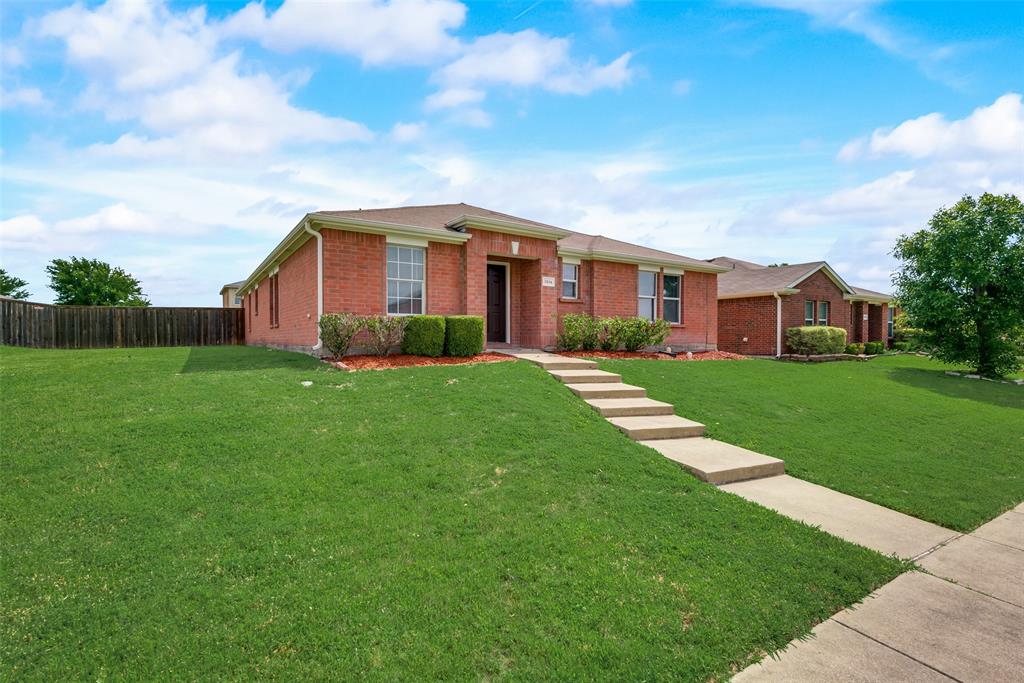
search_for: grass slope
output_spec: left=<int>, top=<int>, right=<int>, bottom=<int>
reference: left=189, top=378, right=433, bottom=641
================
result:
left=1, top=346, right=903, bottom=680
left=597, top=355, right=1023, bottom=532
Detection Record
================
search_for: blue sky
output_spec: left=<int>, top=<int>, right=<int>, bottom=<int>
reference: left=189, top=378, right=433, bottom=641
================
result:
left=2, top=0, right=1022, bottom=305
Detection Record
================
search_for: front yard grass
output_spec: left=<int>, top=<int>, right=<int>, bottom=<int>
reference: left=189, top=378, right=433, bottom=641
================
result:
left=0, top=345, right=904, bottom=680
left=597, top=354, right=1023, bottom=532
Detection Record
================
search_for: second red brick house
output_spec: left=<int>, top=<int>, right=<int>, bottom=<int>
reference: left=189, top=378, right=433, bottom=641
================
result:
left=710, top=257, right=894, bottom=356
left=237, top=203, right=729, bottom=354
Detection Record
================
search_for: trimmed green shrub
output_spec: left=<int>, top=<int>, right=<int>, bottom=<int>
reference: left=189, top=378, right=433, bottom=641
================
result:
left=401, top=315, right=445, bottom=357
left=363, top=315, right=407, bottom=356
left=785, top=326, right=847, bottom=355
left=445, top=316, right=484, bottom=356
left=558, top=313, right=602, bottom=351
left=864, top=341, right=885, bottom=355
left=598, top=318, right=618, bottom=351
left=319, top=313, right=364, bottom=358
left=845, top=343, right=865, bottom=355
left=892, top=341, right=911, bottom=351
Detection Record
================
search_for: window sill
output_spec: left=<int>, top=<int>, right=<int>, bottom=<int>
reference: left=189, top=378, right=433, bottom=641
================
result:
left=668, top=323, right=685, bottom=328
left=559, top=297, right=583, bottom=303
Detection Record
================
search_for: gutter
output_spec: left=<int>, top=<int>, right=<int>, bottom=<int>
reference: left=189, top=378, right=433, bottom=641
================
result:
left=304, top=220, right=323, bottom=352
left=773, top=291, right=783, bottom=357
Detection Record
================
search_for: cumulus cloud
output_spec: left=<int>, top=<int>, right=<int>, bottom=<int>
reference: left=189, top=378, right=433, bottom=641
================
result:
left=390, top=122, right=427, bottom=143
left=838, top=93, right=1024, bottom=162
left=36, top=0, right=371, bottom=159
left=0, top=86, right=46, bottom=109
left=219, top=0, right=466, bottom=66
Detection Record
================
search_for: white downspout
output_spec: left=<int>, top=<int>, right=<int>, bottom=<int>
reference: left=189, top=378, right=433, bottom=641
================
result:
left=304, top=220, right=324, bottom=352
left=773, top=291, right=783, bottom=357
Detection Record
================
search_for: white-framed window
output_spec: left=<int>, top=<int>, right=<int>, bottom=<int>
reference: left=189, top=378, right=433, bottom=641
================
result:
left=887, top=307, right=894, bottom=338
left=663, top=274, right=681, bottom=324
left=387, top=245, right=424, bottom=315
left=562, top=263, right=578, bottom=299
left=817, top=301, right=829, bottom=326
left=234, top=296, right=242, bottom=306
left=804, top=300, right=814, bottom=326
left=638, top=271, right=657, bottom=320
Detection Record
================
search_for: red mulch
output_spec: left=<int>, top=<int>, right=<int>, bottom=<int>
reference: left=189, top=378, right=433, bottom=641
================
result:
left=327, top=353, right=515, bottom=371
left=558, top=350, right=746, bottom=361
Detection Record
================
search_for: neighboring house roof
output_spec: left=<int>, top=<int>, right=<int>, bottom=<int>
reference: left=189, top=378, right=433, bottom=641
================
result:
left=714, top=258, right=857, bottom=299
left=219, top=280, right=244, bottom=295
left=707, top=256, right=764, bottom=270
left=238, top=203, right=725, bottom=294
left=848, top=286, right=893, bottom=303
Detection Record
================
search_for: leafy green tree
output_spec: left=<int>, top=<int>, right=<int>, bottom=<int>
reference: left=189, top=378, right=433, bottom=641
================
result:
left=893, top=193, right=1024, bottom=378
left=0, top=268, right=31, bottom=299
left=45, top=257, right=150, bottom=307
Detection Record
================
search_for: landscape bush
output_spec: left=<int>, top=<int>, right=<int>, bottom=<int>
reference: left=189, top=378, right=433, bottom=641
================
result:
left=445, top=316, right=484, bottom=356
left=892, top=341, right=911, bottom=351
left=845, top=342, right=865, bottom=355
left=318, top=313, right=364, bottom=358
left=401, top=315, right=446, bottom=357
left=864, top=341, right=886, bottom=355
left=558, top=313, right=603, bottom=351
left=786, top=326, right=848, bottom=355
left=559, top=314, right=670, bottom=352
left=363, top=315, right=407, bottom=356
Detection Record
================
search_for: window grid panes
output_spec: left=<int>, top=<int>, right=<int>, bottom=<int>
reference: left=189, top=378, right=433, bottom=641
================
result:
left=638, top=271, right=656, bottom=320
left=887, top=307, right=894, bottom=338
left=818, top=301, right=829, bottom=326
left=663, top=274, right=681, bottom=324
left=387, top=245, right=425, bottom=315
left=804, top=301, right=814, bottom=326
left=562, top=263, right=578, bottom=299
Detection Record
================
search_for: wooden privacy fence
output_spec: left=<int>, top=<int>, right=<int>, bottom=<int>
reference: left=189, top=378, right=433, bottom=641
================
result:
left=0, top=298, right=245, bottom=349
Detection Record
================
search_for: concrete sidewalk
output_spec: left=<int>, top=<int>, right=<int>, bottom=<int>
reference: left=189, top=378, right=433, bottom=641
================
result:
left=734, top=505, right=1024, bottom=681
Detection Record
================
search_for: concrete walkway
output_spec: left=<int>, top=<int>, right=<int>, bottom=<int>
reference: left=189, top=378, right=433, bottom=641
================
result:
left=506, top=350, right=1022, bottom=679
left=734, top=504, right=1024, bottom=681
left=509, top=350, right=785, bottom=484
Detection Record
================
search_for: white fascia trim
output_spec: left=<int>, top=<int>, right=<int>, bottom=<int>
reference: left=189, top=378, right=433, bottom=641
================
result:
left=557, top=247, right=729, bottom=273
left=313, top=213, right=471, bottom=245
left=788, top=262, right=855, bottom=294
left=718, top=288, right=800, bottom=300
left=386, top=235, right=429, bottom=248
left=446, top=214, right=571, bottom=240
left=237, top=213, right=472, bottom=296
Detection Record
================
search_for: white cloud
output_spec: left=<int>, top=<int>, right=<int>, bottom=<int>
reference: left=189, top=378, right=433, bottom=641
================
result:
left=424, top=87, right=485, bottom=111
left=390, top=122, right=426, bottom=143
left=36, top=1, right=371, bottom=159
left=37, top=0, right=217, bottom=92
left=54, top=203, right=160, bottom=234
left=219, top=0, right=466, bottom=66
left=1, top=214, right=47, bottom=241
left=435, top=29, right=633, bottom=96
left=838, top=93, right=1024, bottom=162
left=0, top=86, right=46, bottom=109
left=1, top=44, right=25, bottom=69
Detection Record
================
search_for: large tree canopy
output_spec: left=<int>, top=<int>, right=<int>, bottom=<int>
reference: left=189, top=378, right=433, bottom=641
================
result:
left=0, top=268, right=31, bottom=300
left=45, top=257, right=150, bottom=307
left=893, top=193, right=1024, bottom=378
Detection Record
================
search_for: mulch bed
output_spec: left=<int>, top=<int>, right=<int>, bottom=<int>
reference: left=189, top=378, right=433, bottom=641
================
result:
left=558, top=350, right=746, bottom=361
left=327, top=353, right=515, bottom=371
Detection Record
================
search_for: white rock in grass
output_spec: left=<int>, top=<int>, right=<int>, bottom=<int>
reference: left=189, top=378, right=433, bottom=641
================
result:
left=301, top=381, right=313, bottom=387
left=944, top=371, right=961, bottom=376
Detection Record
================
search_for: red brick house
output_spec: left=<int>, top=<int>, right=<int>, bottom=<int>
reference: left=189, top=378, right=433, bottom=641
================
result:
left=710, top=257, right=894, bottom=356
left=237, top=204, right=728, bottom=354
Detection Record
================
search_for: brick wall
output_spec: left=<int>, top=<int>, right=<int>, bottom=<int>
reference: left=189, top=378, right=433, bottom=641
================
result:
left=781, top=269, right=853, bottom=351
left=555, top=259, right=718, bottom=352
left=426, top=241, right=464, bottom=315
left=245, top=236, right=318, bottom=348
left=868, top=302, right=888, bottom=343
left=718, top=296, right=778, bottom=355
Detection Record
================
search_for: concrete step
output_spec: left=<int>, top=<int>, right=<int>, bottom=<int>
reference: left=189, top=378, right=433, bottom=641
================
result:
left=566, top=383, right=646, bottom=399
left=510, top=352, right=598, bottom=371
left=585, top=397, right=676, bottom=417
left=641, top=438, right=784, bottom=485
left=608, top=415, right=705, bottom=440
left=549, top=369, right=622, bottom=384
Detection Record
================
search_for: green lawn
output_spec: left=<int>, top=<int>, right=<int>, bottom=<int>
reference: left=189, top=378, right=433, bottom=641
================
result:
left=596, top=354, right=1023, bottom=532
left=0, top=345, right=903, bottom=681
